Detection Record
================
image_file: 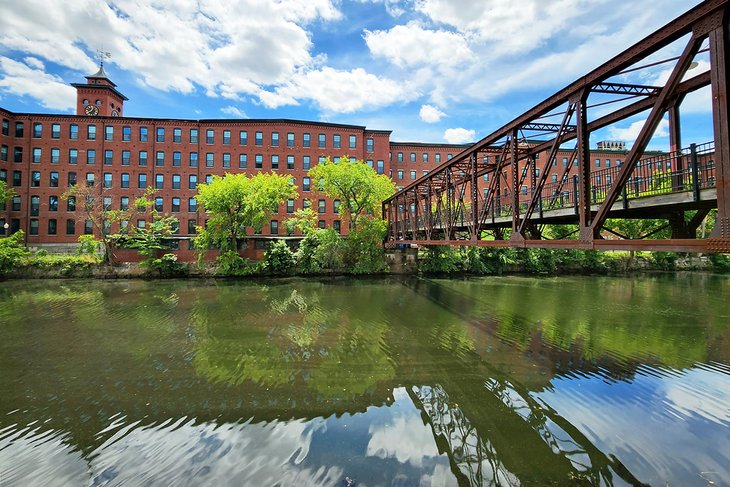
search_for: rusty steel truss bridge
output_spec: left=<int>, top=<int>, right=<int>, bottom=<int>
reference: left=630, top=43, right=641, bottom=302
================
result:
left=383, top=0, right=730, bottom=253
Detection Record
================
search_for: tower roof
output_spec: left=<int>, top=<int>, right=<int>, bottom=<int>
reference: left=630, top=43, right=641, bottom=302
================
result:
left=85, top=64, right=117, bottom=87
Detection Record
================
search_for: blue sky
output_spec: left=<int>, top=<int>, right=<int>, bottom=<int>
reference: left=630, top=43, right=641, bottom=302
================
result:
left=0, top=0, right=714, bottom=148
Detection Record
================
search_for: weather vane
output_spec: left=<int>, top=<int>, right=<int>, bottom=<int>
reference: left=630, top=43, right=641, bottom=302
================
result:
left=96, top=48, right=111, bottom=68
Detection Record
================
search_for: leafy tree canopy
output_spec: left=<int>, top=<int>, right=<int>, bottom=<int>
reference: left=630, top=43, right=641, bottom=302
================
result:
left=309, top=157, right=395, bottom=230
left=195, top=172, right=297, bottom=251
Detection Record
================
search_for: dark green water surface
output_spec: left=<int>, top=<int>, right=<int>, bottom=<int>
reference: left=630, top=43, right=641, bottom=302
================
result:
left=1, top=275, right=729, bottom=486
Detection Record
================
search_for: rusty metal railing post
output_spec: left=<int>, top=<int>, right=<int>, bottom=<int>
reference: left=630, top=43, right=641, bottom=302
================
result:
left=691, top=143, right=700, bottom=202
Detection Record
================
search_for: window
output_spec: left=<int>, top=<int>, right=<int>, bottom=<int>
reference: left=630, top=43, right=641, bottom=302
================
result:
left=0, top=145, right=6, bottom=162
left=15, top=122, right=24, bottom=137
left=120, top=150, right=130, bottom=166
left=29, top=219, right=39, bottom=235
left=2, top=119, right=9, bottom=136
left=87, top=149, right=96, bottom=165
left=103, top=172, right=112, bottom=188
left=410, top=170, right=416, bottom=180
left=552, top=174, right=558, bottom=182
left=447, top=154, right=453, bottom=160
left=138, top=173, right=147, bottom=189
left=87, top=125, right=96, bottom=140
left=11, top=196, right=21, bottom=211
left=605, top=159, right=610, bottom=167
left=188, top=197, right=197, bottom=212
left=31, top=171, right=41, bottom=187
left=30, top=195, right=40, bottom=216
left=12, top=171, right=22, bottom=186
left=105, top=125, right=113, bottom=141
left=173, top=127, right=182, bottom=143
left=205, top=153, right=214, bottom=168
left=156, top=127, right=165, bottom=142
left=377, top=160, right=384, bottom=174
left=139, top=151, right=148, bottom=166
left=140, top=126, right=148, bottom=142
left=303, top=177, right=310, bottom=191
left=239, top=154, right=247, bottom=169
left=205, top=174, right=213, bottom=184
left=317, top=220, right=325, bottom=229
left=137, top=220, right=146, bottom=229
left=123, top=126, right=131, bottom=141
left=333, top=134, right=341, bottom=149
left=48, top=219, right=57, bottom=235
left=156, top=151, right=165, bottom=167
left=333, top=220, right=341, bottom=234
left=366, top=138, right=374, bottom=152
left=303, top=133, right=311, bottom=147
left=104, top=150, right=113, bottom=165
left=32, top=122, right=42, bottom=138
left=50, top=171, right=58, bottom=188
left=318, top=133, right=326, bottom=148
left=318, top=199, right=326, bottom=213
left=271, top=155, right=279, bottom=170
left=173, top=151, right=181, bottom=167
left=240, top=130, right=248, bottom=145
left=270, top=220, right=279, bottom=235
left=155, top=174, right=164, bottom=189
left=186, top=219, right=196, bottom=235
left=52, top=125, right=62, bottom=140
left=190, top=128, right=198, bottom=143
left=271, top=132, right=279, bottom=147
left=155, top=197, right=163, bottom=212
left=287, top=132, right=295, bottom=148
left=522, top=185, right=528, bottom=195
left=206, top=129, right=214, bottom=144
left=595, top=158, right=600, bottom=168
left=189, top=152, right=198, bottom=167
left=286, top=155, right=294, bottom=170
left=223, top=153, right=231, bottom=168
left=220, top=129, right=230, bottom=145
left=172, top=197, right=180, bottom=212
left=121, top=173, right=130, bottom=188
left=120, top=196, right=129, bottom=211
left=397, top=170, right=403, bottom=180
left=33, top=148, right=42, bottom=163
left=255, top=131, right=263, bottom=146
left=397, top=152, right=403, bottom=162
left=103, top=196, right=112, bottom=211
left=188, top=174, right=197, bottom=189
left=172, top=174, right=181, bottom=189
left=255, top=154, right=263, bottom=169
left=286, top=199, right=295, bottom=213
left=14, top=147, right=22, bottom=163
left=68, top=172, right=77, bottom=186
left=66, top=219, right=75, bottom=235
left=303, top=156, right=310, bottom=170
left=69, top=124, right=78, bottom=140
left=349, top=135, right=356, bottom=149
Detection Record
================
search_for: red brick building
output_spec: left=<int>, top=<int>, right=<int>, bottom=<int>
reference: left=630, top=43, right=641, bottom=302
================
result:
left=0, top=69, right=638, bottom=258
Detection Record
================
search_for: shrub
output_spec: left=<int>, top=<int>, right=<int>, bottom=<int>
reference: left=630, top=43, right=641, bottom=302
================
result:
left=649, top=252, right=679, bottom=270
left=295, top=228, right=344, bottom=274
left=215, top=250, right=260, bottom=276
left=419, top=246, right=464, bottom=274
left=142, top=253, right=188, bottom=277
left=708, top=253, right=730, bottom=273
left=77, top=234, right=100, bottom=256
left=264, top=240, right=296, bottom=275
left=0, top=231, right=29, bottom=275
left=344, top=218, right=388, bottom=274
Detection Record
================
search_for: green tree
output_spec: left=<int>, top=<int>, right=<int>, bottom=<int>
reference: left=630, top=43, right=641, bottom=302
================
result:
left=62, top=184, right=138, bottom=264
left=285, top=208, right=318, bottom=236
left=309, top=157, right=396, bottom=230
left=194, top=173, right=297, bottom=252
left=0, top=180, right=16, bottom=204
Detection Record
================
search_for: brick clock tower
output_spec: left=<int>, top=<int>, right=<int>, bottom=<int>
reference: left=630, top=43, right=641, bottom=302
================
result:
left=71, top=64, right=128, bottom=117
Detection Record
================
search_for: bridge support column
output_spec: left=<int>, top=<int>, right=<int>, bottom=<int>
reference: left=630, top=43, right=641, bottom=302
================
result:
left=709, top=7, right=730, bottom=252
left=575, top=91, right=594, bottom=247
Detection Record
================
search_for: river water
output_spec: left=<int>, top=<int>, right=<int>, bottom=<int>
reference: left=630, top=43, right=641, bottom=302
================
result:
left=0, top=275, right=729, bottom=486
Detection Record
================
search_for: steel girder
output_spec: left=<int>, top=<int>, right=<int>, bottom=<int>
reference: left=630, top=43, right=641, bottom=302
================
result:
left=384, top=0, right=730, bottom=253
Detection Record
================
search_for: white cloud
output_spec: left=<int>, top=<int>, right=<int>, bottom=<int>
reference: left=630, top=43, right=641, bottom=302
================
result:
left=259, top=67, right=415, bottom=113
left=607, top=118, right=669, bottom=143
left=221, top=105, right=247, bottom=118
left=419, top=104, right=446, bottom=123
left=356, top=0, right=407, bottom=17
left=444, top=127, right=475, bottom=144
left=0, top=56, right=76, bottom=111
left=364, top=22, right=473, bottom=68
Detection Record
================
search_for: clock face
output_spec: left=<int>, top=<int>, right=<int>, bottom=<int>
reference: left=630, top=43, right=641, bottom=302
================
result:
left=85, top=104, right=99, bottom=116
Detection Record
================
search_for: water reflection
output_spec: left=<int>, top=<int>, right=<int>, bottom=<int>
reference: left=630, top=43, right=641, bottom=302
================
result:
left=0, top=276, right=729, bottom=486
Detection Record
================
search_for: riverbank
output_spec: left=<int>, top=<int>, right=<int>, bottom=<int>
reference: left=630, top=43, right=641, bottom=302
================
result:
left=3, top=247, right=729, bottom=279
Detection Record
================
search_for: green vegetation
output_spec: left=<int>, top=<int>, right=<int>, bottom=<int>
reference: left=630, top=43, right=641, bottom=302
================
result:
left=309, top=157, right=395, bottom=230
left=194, top=172, right=297, bottom=252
